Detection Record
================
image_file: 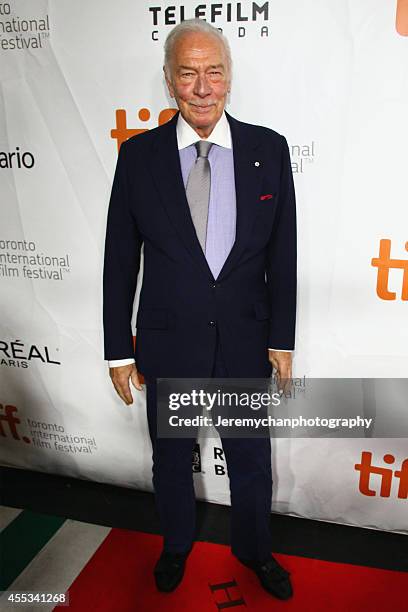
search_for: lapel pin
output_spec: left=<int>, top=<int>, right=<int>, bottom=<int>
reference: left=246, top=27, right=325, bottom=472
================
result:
left=254, top=161, right=260, bottom=167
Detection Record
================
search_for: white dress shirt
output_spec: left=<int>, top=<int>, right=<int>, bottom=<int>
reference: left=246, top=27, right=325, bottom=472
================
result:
left=107, top=112, right=290, bottom=368
left=177, top=110, right=232, bottom=149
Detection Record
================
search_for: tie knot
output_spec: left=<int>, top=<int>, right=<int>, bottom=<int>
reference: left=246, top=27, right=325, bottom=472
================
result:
left=195, top=140, right=213, bottom=159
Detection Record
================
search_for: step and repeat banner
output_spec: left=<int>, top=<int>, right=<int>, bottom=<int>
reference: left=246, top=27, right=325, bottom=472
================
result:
left=1, top=1, right=407, bottom=534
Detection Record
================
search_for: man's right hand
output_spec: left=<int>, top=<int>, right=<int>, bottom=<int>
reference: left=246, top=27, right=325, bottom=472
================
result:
left=109, top=363, right=143, bottom=405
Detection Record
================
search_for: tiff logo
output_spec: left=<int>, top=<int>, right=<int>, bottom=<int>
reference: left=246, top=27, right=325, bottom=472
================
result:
left=355, top=451, right=408, bottom=499
left=0, top=403, right=30, bottom=444
left=111, top=107, right=178, bottom=151
left=371, top=239, right=408, bottom=301
left=396, top=0, right=408, bottom=35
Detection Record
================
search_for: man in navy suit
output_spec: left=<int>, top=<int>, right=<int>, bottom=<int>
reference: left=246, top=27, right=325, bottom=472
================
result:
left=103, top=19, right=296, bottom=599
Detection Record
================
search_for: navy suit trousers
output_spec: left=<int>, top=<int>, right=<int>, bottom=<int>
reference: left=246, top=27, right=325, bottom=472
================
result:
left=145, top=332, right=273, bottom=562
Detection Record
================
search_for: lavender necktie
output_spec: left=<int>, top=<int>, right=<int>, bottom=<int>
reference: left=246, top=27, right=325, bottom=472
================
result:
left=185, top=140, right=213, bottom=253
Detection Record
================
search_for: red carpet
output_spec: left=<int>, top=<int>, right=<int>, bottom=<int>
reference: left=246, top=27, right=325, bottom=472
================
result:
left=55, top=529, right=407, bottom=611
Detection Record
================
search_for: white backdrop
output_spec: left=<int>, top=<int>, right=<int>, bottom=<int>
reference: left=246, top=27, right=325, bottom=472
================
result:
left=1, top=0, right=407, bottom=534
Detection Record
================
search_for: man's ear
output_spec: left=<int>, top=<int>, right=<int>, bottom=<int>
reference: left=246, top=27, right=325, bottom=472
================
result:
left=164, top=66, right=175, bottom=98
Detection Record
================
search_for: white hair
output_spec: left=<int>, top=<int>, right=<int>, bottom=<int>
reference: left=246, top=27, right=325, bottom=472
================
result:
left=164, top=18, right=232, bottom=81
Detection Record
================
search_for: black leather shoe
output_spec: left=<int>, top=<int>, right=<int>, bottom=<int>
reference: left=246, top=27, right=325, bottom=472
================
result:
left=238, top=554, right=293, bottom=600
left=154, top=550, right=189, bottom=592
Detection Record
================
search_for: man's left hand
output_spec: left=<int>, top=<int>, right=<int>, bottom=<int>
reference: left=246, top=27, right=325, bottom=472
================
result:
left=268, top=350, right=292, bottom=395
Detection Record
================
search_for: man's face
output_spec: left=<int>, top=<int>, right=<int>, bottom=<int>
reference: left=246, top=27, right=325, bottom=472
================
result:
left=165, top=31, right=230, bottom=138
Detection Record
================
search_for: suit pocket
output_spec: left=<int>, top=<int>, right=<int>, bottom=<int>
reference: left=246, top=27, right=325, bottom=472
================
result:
left=136, top=308, right=168, bottom=329
left=253, top=300, right=271, bottom=321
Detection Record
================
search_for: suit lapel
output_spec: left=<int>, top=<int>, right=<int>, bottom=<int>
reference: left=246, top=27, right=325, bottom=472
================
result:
left=147, top=112, right=215, bottom=281
left=216, top=112, right=263, bottom=281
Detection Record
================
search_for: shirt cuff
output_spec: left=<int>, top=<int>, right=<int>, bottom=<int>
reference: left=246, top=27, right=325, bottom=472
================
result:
left=108, top=358, right=135, bottom=367
left=268, top=348, right=292, bottom=352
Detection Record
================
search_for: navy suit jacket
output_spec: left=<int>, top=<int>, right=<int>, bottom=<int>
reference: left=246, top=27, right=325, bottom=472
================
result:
left=102, top=111, right=297, bottom=378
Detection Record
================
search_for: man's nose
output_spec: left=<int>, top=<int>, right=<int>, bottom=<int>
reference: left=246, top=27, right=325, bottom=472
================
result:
left=194, top=75, right=212, bottom=97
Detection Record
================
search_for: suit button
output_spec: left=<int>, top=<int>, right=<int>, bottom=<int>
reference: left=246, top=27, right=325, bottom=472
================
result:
left=208, top=320, right=216, bottom=326
left=211, top=283, right=217, bottom=289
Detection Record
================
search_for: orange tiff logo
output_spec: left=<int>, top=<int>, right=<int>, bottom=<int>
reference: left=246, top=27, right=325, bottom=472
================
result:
left=371, top=239, right=408, bottom=301
left=355, top=451, right=408, bottom=499
left=396, top=0, right=408, bottom=35
left=111, top=107, right=178, bottom=151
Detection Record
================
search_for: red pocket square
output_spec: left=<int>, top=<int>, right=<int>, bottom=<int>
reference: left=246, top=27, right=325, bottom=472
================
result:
left=260, top=194, right=273, bottom=201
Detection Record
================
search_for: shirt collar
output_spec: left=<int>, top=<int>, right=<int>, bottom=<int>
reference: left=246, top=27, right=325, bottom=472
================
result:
left=176, top=110, right=232, bottom=150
